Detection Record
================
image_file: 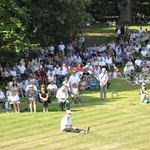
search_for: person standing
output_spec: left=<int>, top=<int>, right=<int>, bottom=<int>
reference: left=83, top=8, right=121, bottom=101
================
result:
left=39, top=84, right=49, bottom=112
left=60, top=110, right=90, bottom=133
left=140, top=83, right=149, bottom=104
left=25, top=84, right=38, bottom=113
left=98, top=68, right=109, bottom=99
left=8, top=89, right=20, bottom=113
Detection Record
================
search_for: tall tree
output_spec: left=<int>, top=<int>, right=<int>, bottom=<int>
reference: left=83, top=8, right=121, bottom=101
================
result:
left=117, top=0, right=132, bottom=24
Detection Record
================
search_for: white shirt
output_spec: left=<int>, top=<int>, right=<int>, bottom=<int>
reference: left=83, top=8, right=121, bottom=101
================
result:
left=18, top=65, right=26, bottom=74
left=71, top=87, right=79, bottom=97
left=98, top=72, right=109, bottom=84
left=60, top=115, right=72, bottom=131
left=56, top=88, right=68, bottom=100
left=69, top=74, right=80, bottom=85
left=47, top=70, right=55, bottom=76
left=0, top=91, right=5, bottom=99
left=141, top=50, right=147, bottom=57
left=47, top=84, right=58, bottom=90
left=135, top=59, right=142, bottom=66
left=48, top=46, right=55, bottom=54
left=47, top=75, right=55, bottom=83
left=105, top=58, right=112, bottom=64
left=58, top=44, right=65, bottom=51
left=10, top=70, right=17, bottom=77
left=54, top=67, right=61, bottom=75
left=8, top=94, right=20, bottom=104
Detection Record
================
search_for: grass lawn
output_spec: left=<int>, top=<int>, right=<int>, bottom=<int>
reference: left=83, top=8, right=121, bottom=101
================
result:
left=1, top=23, right=150, bottom=150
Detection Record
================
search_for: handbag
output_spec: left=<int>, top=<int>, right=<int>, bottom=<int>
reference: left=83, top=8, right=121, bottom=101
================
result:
left=48, top=97, right=52, bottom=103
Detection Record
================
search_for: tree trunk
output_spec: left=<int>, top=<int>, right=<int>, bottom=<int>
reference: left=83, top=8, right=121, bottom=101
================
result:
left=118, top=0, right=132, bottom=24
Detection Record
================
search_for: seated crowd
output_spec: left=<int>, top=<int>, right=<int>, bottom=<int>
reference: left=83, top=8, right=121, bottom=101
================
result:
left=0, top=26, right=150, bottom=112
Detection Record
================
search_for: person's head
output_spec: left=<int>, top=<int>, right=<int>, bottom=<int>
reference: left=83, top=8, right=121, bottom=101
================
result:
left=29, top=85, right=34, bottom=91
left=72, top=83, right=77, bottom=88
left=11, top=88, right=17, bottom=95
left=40, top=84, right=45, bottom=90
left=64, top=77, right=68, bottom=81
left=66, top=110, right=72, bottom=118
left=142, top=82, right=146, bottom=88
left=102, top=68, right=106, bottom=73
left=61, top=86, right=66, bottom=92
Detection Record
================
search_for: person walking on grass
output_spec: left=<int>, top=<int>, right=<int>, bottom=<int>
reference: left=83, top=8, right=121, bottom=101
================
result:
left=140, top=82, right=149, bottom=104
left=98, top=68, right=109, bottom=99
left=60, top=110, right=90, bottom=133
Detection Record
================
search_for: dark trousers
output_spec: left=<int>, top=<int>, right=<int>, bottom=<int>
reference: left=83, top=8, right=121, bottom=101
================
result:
left=42, top=101, right=48, bottom=108
left=63, top=128, right=83, bottom=133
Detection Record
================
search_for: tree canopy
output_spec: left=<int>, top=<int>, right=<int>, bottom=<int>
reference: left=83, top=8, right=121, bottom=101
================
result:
left=0, top=0, right=149, bottom=62
left=0, top=0, right=92, bottom=62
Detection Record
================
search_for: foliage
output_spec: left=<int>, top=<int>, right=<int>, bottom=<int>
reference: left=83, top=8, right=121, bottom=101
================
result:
left=87, top=0, right=150, bottom=21
left=26, top=0, right=93, bottom=45
left=0, top=0, right=93, bottom=62
left=1, top=23, right=150, bottom=150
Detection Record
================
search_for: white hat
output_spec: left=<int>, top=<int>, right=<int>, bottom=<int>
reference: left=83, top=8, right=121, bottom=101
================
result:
left=61, top=86, right=66, bottom=90
left=66, top=110, right=72, bottom=114
left=142, top=83, right=146, bottom=86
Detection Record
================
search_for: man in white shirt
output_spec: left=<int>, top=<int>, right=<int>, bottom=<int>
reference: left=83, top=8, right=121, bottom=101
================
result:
left=47, top=80, right=58, bottom=96
left=98, top=68, right=109, bottom=99
left=18, top=63, right=27, bottom=80
left=135, top=57, right=142, bottom=67
left=56, top=86, right=70, bottom=111
left=58, top=42, right=65, bottom=54
left=10, top=67, right=17, bottom=80
left=48, top=44, right=55, bottom=56
left=68, top=70, right=80, bottom=89
left=60, top=110, right=90, bottom=133
left=141, top=48, right=148, bottom=57
left=105, top=56, right=113, bottom=71
left=147, top=42, right=150, bottom=50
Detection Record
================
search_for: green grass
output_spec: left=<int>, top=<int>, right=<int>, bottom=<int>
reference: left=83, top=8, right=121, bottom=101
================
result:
left=1, top=23, right=150, bottom=150
left=83, top=23, right=150, bottom=45
left=1, top=79, right=150, bottom=150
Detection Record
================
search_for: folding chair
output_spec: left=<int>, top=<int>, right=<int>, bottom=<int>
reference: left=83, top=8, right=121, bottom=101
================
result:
left=89, top=78, right=98, bottom=90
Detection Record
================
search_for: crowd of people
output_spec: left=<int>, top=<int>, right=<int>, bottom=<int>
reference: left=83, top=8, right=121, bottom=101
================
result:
left=0, top=24, right=150, bottom=113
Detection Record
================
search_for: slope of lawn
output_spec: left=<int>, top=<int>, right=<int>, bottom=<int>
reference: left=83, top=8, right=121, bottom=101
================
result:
left=1, top=23, right=150, bottom=150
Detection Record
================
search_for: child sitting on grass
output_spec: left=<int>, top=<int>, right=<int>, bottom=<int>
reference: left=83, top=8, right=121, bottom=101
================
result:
left=70, top=83, right=81, bottom=104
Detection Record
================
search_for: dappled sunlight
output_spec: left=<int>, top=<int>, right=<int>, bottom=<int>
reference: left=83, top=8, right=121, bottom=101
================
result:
left=129, top=25, right=150, bottom=31
left=84, top=33, right=115, bottom=37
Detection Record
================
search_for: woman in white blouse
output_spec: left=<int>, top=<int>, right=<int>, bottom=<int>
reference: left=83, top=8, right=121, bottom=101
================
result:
left=8, top=89, right=20, bottom=113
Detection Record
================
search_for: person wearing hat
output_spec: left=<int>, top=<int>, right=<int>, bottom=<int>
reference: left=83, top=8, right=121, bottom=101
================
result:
left=98, top=68, right=109, bottom=99
left=56, top=86, right=70, bottom=111
left=140, top=83, right=149, bottom=104
left=60, top=110, right=90, bottom=133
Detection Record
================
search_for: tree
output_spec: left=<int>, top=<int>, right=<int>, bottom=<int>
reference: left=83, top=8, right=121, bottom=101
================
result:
left=117, top=0, right=132, bottom=24
left=0, top=0, right=29, bottom=62
left=26, top=0, right=92, bottom=45
left=87, top=0, right=149, bottom=24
